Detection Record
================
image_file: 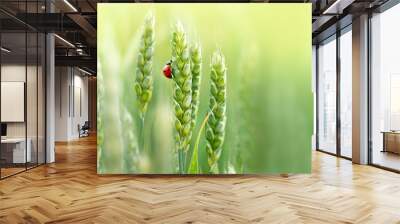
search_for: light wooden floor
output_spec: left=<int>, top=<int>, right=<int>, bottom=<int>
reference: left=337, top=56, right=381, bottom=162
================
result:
left=1, top=135, right=400, bottom=223
left=373, top=150, right=400, bottom=171
left=0, top=167, right=26, bottom=178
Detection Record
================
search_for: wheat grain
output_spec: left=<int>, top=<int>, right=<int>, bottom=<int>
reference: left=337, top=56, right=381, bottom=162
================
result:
left=134, top=13, right=155, bottom=119
left=171, top=22, right=192, bottom=173
left=206, top=51, right=227, bottom=173
left=190, top=43, right=202, bottom=130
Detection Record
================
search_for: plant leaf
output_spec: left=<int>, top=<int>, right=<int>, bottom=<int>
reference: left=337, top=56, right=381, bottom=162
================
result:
left=188, top=107, right=215, bottom=174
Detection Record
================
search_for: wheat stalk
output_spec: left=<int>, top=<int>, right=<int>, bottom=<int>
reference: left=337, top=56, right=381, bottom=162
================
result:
left=171, top=22, right=192, bottom=173
left=190, top=43, right=202, bottom=130
left=206, top=51, right=227, bottom=173
left=134, top=13, right=155, bottom=119
left=134, top=13, right=155, bottom=154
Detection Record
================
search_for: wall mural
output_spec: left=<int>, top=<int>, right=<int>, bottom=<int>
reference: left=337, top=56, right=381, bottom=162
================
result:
left=97, top=3, right=313, bottom=174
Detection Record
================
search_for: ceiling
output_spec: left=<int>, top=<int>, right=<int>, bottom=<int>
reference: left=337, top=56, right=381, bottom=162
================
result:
left=0, top=0, right=393, bottom=74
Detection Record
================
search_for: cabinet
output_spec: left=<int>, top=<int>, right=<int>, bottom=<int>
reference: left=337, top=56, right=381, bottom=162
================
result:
left=382, top=132, right=400, bottom=154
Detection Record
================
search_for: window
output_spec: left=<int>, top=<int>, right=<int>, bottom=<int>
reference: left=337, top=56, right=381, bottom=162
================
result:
left=371, top=3, right=400, bottom=171
left=339, top=28, right=352, bottom=158
left=317, top=36, right=337, bottom=154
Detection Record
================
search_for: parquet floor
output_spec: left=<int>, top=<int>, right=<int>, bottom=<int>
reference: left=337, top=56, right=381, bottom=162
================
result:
left=1, top=167, right=26, bottom=178
left=1, top=135, right=400, bottom=223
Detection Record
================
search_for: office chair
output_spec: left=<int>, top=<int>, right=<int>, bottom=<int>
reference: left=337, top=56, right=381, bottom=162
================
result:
left=79, top=121, right=90, bottom=138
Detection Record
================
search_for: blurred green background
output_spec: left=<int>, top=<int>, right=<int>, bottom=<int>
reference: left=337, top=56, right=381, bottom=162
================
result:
left=97, top=3, right=312, bottom=174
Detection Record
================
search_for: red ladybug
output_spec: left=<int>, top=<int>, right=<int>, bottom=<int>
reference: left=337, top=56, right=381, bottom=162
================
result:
left=162, top=61, right=172, bottom=79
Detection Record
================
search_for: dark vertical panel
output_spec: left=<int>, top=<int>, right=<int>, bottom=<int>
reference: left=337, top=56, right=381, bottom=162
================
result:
left=72, top=68, right=75, bottom=117
left=367, top=11, right=373, bottom=165
left=336, top=29, right=341, bottom=157
left=44, top=31, right=47, bottom=164
left=316, top=45, right=319, bottom=150
left=25, top=0, right=28, bottom=171
left=69, top=76, right=71, bottom=118
left=0, top=18, right=2, bottom=179
left=60, top=68, right=62, bottom=117
left=44, top=0, right=48, bottom=165
left=37, top=0, right=39, bottom=167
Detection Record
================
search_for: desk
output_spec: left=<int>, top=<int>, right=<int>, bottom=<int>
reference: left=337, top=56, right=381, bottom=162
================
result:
left=1, top=138, right=31, bottom=163
left=382, top=131, right=400, bottom=154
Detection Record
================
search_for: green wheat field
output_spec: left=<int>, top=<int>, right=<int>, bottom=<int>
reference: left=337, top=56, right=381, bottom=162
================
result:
left=97, top=3, right=313, bottom=174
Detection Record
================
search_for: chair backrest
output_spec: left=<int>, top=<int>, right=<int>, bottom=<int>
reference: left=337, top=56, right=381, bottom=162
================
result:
left=82, top=121, right=90, bottom=129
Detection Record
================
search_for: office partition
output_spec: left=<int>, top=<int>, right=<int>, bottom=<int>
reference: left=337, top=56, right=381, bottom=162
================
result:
left=0, top=1, right=47, bottom=179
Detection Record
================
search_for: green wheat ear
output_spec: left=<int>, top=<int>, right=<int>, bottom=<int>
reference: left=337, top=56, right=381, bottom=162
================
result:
left=206, top=51, right=227, bottom=174
left=190, top=43, right=202, bottom=130
left=171, top=22, right=192, bottom=173
left=134, top=13, right=155, bottom=118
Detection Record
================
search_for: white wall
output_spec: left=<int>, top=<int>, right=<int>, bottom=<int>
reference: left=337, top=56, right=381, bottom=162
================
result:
left=1, top=64, right=25, bottom=81
left=1, top=65, right=27, bottom=141
left=1, top=65, right=37, bottom=138
left=55, top=66, right=70, bottom=141
left=1, top=82, right=25, bottom=122
left=55, top=67, right=89, bottom=141
left=72, top=73, right=89, bottom=138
